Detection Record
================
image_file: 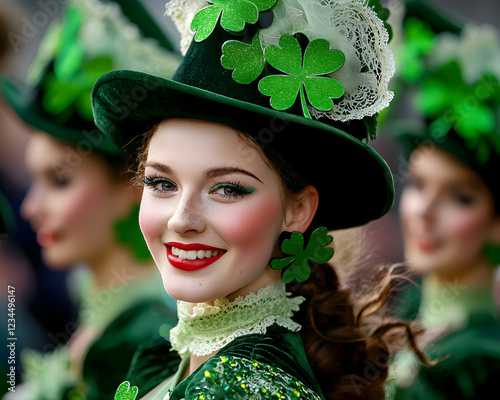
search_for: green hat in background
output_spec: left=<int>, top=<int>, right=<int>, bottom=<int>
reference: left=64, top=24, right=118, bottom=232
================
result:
left=1, top=0, right=182, bottom=159
left=391, top=4, right=500, bottom=209
left=93, top=0, right=398, bottom=230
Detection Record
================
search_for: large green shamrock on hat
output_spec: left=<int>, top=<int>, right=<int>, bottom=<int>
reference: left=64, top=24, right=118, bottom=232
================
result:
left=114, top=381, right=138, bottom=400
left=417, top=60, right=500, bottom=163
left=271, top=227, right=334, bottom=283
left=39, top=5, right=114, bottom=122
left=191, top=0, right=276, bottom=42
left=258, top=35, right=345, bottom=119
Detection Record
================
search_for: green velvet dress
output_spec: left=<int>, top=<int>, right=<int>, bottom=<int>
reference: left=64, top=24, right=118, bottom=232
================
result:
left=6, top=272, right=177, bottom=400
left=113, top=282, right=324, bottom=400
left=386, top=277, right=500, bottom=399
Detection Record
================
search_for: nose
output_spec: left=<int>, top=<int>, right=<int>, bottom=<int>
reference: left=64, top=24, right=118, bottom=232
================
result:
left=20, top=185, right=40, bottom=222
left=407, top=188, right=439, bottom=227
left=167, top=191, right=206, bottom=235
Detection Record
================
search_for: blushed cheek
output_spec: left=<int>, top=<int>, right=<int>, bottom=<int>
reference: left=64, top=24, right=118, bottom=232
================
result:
left=139, top=199, right=162, bottom=243
left=444, top=213, right=490, bottom=243
left=60, top=185, right=106, bottom=228
left=218, top=196, right=283, bottom=252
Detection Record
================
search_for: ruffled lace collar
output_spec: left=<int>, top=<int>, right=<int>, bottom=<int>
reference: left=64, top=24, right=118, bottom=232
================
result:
left=170, top=282, right=305, bottom=357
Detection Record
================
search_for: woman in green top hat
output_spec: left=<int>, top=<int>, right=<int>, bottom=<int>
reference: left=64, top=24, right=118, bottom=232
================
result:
left=386, top=11, right=500, bottom=399
left=1, top=1, right=181, bottom=399
left=92, top=1, right=426, bottom=399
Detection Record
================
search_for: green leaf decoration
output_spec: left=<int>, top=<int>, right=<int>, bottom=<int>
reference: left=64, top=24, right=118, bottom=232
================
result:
left=42, top=55, right=114, bottom=122
left=54, top=5, right=84, bottom=80
left=399, top=18, right=436, bottom=83
left=258, top=35, right=345, bottom=119
left=221, top=33, right=265, bottom=84
left=271, top=227, right=334, bottom=283
left=114, top=204, right=151, bottom=262
left=54, top=42, right=85, bottom=81
left=416, top=59, right=499, bottom=163
left=26, top=21, right=63, bottom=85
left=114, top=381, right=138, bottom=400
left=191, top=0, right=276, bottom=42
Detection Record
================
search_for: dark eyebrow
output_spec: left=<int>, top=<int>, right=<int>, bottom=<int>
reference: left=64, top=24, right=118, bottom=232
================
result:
left=144, top=163, right=263, bottom=184
left=144, top=162, right=174, bottom=175
left=205, top=167, right=263, bottom=183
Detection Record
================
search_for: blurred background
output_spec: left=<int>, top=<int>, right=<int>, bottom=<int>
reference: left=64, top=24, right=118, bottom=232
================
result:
left=1, top=0, right=500, bottom=392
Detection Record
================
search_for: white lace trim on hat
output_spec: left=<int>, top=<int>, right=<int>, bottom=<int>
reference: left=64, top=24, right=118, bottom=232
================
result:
left=259, top=0, right=395, bottom=122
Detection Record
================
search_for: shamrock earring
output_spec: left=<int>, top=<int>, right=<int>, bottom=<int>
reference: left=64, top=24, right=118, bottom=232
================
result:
left=271, top=227, right=334, bottom=283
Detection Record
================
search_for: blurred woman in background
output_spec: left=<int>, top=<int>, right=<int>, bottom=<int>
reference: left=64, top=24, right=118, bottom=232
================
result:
left=1, top=0, right=181, bottom=398
left=387, top=15, right=500, bottom=399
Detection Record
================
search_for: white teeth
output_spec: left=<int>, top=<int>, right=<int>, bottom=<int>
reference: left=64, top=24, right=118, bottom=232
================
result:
left=171, top=246, right=223, bottom=260
left=197, top=250, right=206, bottom=259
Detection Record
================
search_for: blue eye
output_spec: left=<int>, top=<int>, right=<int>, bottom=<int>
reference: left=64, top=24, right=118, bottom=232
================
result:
left=142, top=176, right=176, bottom=193
left=209, top=182, right=255, bottom=199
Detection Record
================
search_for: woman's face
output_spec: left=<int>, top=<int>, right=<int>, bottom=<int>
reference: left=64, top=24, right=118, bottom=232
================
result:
left=399, top=146, right=500, bottom=278
left=139, top=118, right=288, bottom=303
left=21, top=132, right=133, bottom=268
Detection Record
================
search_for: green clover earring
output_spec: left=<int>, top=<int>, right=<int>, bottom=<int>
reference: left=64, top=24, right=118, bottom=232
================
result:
left=271, top=227, right=334, bottom=283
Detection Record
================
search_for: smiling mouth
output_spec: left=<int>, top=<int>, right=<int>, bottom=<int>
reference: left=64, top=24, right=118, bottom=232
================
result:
left=165, top=243, right=226, bottom=271
left=171, top=246, right=225, bottom=260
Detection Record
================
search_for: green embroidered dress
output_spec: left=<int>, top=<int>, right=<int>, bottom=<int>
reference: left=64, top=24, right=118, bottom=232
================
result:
left=387, top=278, right=500, bottom=399
left=8, top=272, right=177, bottom=400
left=114, top=282, right=324, bottom=400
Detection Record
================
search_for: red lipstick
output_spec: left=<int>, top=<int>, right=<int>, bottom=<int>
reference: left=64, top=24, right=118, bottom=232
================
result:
left=37, top=229, right=59, bottom=247
left=416, top=239, right=439, bottom=252
left=165, top=242, right=226, bottom=271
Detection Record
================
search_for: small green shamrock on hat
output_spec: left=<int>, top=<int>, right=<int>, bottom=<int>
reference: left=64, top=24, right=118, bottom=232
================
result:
left=114, top=381, right=138, bottom=400
left=271, top=227, right=334, bottom=283
left=191, top=0, right=277, bottom=42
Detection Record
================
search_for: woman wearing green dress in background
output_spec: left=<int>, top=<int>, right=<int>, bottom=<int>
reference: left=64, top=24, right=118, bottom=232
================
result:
left=1, top=1, right=181, bottom=398
left=387, top=11, right=500, bottom=399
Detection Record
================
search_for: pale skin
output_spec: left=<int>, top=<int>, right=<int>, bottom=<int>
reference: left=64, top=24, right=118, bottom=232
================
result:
left=139, top=118, right=318, bottom=376
left=399, top=146, right=500, bottom=287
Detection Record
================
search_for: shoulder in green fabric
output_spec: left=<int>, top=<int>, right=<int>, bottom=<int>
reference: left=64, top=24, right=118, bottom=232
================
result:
left=84, top=299, right=177, bottom=400
left=113, top=327, right=324, bottom=400
left=393, top=316, right=500, bottom=399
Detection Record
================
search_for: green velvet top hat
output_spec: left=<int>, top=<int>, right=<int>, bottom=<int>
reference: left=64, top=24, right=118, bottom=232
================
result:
left=1, top=0, right=182, bottom=160
left=92, top=0, right=397, bottom=230
left=394, top=13, right=500, bottom=210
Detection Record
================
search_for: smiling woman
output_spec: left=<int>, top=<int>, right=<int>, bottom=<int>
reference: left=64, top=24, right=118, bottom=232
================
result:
left=90, top=1, right=425, bottom=399
left=139, top=119, right=289, bottom=303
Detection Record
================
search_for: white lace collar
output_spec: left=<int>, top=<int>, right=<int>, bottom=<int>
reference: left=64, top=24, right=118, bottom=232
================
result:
left=169, top=282, right=305, bottom=357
